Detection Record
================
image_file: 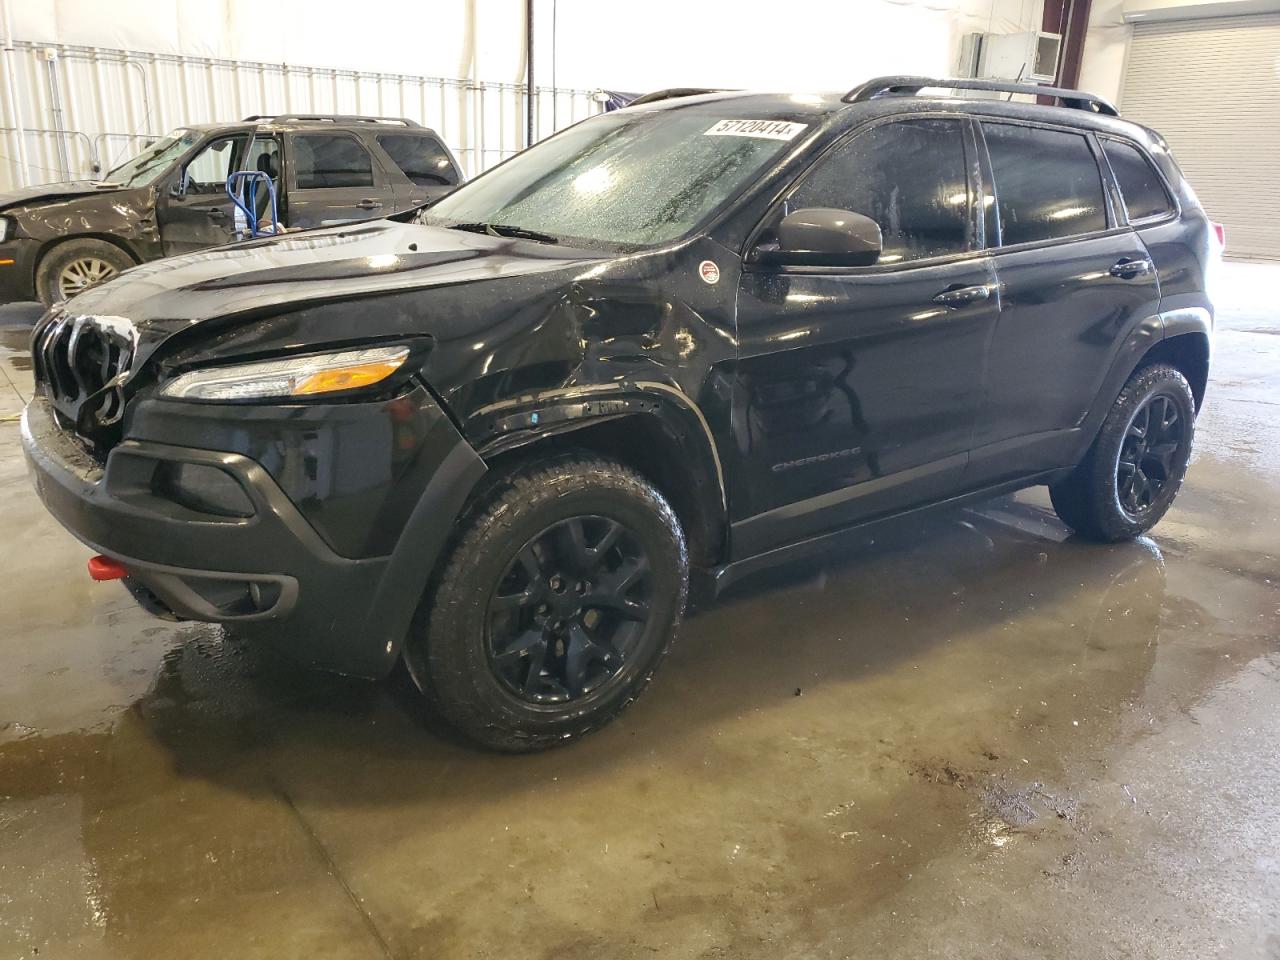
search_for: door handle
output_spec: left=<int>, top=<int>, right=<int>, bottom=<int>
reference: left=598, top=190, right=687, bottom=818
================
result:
left=204, top=207, right=228, bottom=220
left=932, top=284, right=991, bottom=307
left=355, top=198, right=383, bottom=210
left=1110, top=257, right=1153, bottom=279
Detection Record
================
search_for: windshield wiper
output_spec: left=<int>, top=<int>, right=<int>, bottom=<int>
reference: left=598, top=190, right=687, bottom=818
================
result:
left=449, top=222, right=559, bottom=244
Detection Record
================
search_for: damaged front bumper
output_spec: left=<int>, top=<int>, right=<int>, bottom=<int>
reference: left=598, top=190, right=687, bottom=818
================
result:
left=21, top=390, right=486, bottom=678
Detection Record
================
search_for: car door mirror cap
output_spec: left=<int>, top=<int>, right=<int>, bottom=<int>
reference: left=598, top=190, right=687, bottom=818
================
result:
left=756, top=208, right=883, bottom=268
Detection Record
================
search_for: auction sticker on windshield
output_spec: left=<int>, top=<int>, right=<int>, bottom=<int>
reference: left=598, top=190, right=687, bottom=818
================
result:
left=703, top=119, right=808, bottom=141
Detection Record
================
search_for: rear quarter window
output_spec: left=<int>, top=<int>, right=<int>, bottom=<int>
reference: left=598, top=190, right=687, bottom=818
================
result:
left=983, top=123, right=1107, bottom=246
left=1102, top=139, right=1174, bottom=222
left=376, top=134, right=459, bottom=186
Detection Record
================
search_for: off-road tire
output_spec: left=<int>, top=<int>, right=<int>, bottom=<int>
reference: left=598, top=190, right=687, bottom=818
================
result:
left=405, top=452, right=688, bottom=752
left=1050, top=363, right=1196, bottom=542
left=35, top=238, right=135, bottom=305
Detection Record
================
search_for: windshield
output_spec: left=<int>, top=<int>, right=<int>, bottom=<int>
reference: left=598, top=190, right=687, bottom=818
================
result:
left=423, top=111, right=809, bottom=247
left=105, top=129, right=200, bottom=187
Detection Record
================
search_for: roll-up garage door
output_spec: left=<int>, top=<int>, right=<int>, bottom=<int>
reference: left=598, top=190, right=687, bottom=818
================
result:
left=1120, top=13, right=1280, bottom=259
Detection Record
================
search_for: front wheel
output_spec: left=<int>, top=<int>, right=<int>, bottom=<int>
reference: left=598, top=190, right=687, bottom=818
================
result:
left=1050, top=363, right=1196, bottom=542
left=406, top=452, right=688, bottom=752
left=35, top=238, right=135, bottom=305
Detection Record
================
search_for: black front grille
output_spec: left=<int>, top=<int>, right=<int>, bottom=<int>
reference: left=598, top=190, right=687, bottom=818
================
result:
left=32, top=312, right=136, bottom=436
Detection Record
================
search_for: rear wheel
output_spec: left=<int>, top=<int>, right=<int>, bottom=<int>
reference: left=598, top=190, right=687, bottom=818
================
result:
left=1050, top=363, right=1196, bottom=542
left=406, top=452, right=688, bottom=752
left=35, top=238, right=134, bottom=305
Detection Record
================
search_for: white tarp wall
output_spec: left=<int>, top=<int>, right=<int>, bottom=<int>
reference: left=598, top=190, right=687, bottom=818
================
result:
left=539, top=0, right=1043, bottom=90
left=2, top=0, right=1045, bottom=191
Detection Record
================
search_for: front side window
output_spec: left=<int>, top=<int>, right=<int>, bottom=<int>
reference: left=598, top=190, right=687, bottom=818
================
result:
left=182, top=135, right=249, bottom=194
left=423, top=110, right=809, bottom=248
left=377, top=135, right=458, bottom=186
left=292, top=134, right=375, bottom=189
left=983, top=123, right=1107, bottom=246
left=786, top=118, right=972, bottom=264
left=1103, top=139, right=1174, bottom=222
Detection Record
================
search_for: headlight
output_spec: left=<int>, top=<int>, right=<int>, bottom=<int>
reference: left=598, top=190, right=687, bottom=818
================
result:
left=0, top=216, right=14, bottom=242
left=159, top=345, right=411, bottom=401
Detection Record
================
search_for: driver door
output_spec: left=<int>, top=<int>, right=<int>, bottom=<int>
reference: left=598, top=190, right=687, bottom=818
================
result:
left=157, top=133, right=250, bottom=255
left=729, top=117, right=998, bottom=558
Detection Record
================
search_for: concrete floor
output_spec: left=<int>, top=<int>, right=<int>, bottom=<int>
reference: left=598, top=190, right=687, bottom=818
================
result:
left=1, top=262, right=1278, bottom=960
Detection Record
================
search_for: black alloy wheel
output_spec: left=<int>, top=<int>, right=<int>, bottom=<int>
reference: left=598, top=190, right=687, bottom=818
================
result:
left=1116, top=392, right=1187, bottom=519
left=487, top=516, right=651, bottom=704
left=407, top=452, right=687, bottom=752
left=1049, top=363, right=1196, bottom=542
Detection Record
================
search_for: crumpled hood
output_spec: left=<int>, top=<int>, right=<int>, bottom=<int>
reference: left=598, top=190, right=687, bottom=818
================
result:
left=44, top=218, right=614, bottom=397
left=0, top=180, right=125, bottom=211
left=65, top=218, right=606, bottom=329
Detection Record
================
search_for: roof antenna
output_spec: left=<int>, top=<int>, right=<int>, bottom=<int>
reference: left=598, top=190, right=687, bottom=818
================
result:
left=1007, top=64, right=1027, bottom=101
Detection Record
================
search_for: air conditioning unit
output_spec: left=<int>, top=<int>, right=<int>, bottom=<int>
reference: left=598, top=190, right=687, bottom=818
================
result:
left=979, top=31, right=1062, bottom=83
left=959, top=33, right=985, bottom=79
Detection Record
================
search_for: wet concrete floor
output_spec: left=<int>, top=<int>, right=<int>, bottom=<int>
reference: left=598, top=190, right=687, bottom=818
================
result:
left=1, top=262, right=1278, bottom=959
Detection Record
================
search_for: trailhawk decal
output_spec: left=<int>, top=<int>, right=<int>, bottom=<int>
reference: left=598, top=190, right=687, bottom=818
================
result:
left=703, top=119, right=808, bottom=141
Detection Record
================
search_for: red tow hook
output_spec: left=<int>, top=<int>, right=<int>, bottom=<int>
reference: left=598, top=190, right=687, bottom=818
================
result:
left=87, top=555, right=128, bottom=581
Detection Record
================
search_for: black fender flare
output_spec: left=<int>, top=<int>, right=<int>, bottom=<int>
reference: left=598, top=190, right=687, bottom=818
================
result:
left=471, top=381, right=730, bottom=562
left=360, top=429, right=488, bottom=675
left=1160, top=305, right=1213, bottom=344
left=1069, top=306, right=1212, bottom=465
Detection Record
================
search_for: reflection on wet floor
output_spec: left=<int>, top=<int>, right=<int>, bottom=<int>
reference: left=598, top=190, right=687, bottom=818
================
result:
left=2, top=265, right=1279, bottom=958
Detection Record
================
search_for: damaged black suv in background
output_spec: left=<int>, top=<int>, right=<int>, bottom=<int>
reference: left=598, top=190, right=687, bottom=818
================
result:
left=0, top=114, right=462, bottom=305
left=22, top=78, right=1217, bottom=751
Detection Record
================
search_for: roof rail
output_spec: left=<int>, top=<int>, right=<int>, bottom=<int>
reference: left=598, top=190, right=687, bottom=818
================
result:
left=243, top=114, right=423, bottom=127
left=842, top=76, right=1119, bottom=117
left=626, top=88, right=723, bottom=107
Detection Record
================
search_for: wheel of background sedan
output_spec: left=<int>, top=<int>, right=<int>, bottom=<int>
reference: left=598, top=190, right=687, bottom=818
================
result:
left=35, top=238, right=135, bottom=306
left=405, top=451, right=689, bottom=752
left=1049, top=363, right=1196, bottom=542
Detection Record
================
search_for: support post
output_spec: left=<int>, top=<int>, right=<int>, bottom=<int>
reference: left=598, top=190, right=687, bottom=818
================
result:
left=525, top=0, right=535, bottom=148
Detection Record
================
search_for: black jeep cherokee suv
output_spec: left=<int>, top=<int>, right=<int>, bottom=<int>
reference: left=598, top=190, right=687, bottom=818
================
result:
left=22, top=77, right=1217, bottom=751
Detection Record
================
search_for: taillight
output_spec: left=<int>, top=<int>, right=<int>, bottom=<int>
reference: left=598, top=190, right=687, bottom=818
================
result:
left=1212, top=222, right=1226, bottom=249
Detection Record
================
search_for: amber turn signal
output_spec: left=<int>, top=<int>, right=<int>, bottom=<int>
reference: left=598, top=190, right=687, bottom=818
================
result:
left=292, top=358, right=409, bottom=396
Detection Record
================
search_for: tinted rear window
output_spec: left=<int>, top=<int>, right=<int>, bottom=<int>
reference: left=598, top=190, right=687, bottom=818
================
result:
left=983, top=123, right=1107, bottom=246
left=293, top=134, right=374, bottom=189
left=377, top=135, right=459, bottom=186
left=1103, top=139, right=1174, bottom=222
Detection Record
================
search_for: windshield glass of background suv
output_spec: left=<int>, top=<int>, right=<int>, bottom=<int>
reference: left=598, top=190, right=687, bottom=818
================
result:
left=423, top=111, right=803, bottom=247
left=105, top=130, right=200, bottom=187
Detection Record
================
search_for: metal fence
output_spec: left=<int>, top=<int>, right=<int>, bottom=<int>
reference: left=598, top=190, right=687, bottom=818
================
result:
left=0, top=39, right=606, bottom=190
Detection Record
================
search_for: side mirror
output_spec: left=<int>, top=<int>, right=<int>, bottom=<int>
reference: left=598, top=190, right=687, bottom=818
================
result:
left=758, top=207, right=882, bottom=268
